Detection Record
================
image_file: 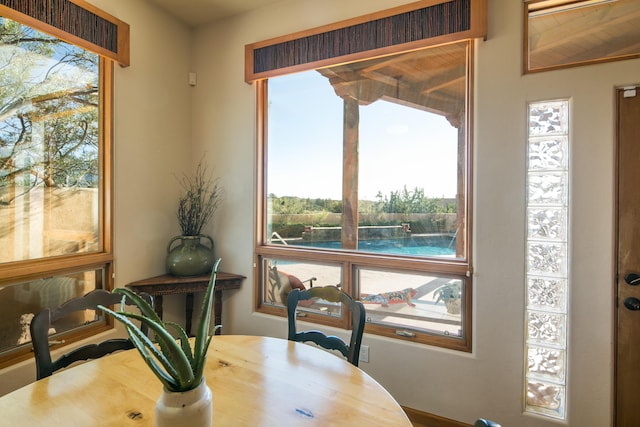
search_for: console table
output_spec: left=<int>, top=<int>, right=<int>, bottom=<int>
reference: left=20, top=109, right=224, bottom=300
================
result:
left=125, top=272, right=245, bottom=336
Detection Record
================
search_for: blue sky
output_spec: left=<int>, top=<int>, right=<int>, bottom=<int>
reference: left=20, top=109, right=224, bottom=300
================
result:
left=267, top=71, right=458, bottom=201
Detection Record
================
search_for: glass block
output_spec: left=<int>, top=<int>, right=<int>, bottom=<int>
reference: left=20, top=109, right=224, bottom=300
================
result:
left=526, top=100, right=568, bottom=421
left=527, top=311, right=566, bottom=347
left=528, top=136, right=568, bottom=171
left=528, top=101, right=568, bottom=136
left=527, top=277, right=567, bottom=312
left=527, top=242, right=567, bottom=276
left=527, top=345, right=566, bottom=383
left=526, top=380, right=565, bottom=419
left=528, top=208, right=566, bottom=241
left=528, top=172, right=567, bottom=206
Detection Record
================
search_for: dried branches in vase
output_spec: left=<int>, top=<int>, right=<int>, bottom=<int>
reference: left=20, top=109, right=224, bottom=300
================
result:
left=176, top=159, right=223, bottom=236
left=166, top=158, right=223, bottom=277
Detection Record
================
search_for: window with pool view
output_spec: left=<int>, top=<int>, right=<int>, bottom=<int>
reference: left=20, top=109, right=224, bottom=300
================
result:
left=256, top=40, right=473, bottom=351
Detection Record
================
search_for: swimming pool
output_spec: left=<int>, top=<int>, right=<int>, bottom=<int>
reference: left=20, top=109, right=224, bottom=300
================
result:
left=276, top=235, right=456, bottom=257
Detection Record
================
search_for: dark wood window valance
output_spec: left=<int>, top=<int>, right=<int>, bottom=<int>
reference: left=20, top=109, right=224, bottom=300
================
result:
left=245, top=0, right=486, bottom=83
left=0, top=0, right=129, bottom=66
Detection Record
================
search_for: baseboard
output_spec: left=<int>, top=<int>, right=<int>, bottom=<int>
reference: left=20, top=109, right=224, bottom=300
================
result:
left=402, top=406, right=471, bottom=427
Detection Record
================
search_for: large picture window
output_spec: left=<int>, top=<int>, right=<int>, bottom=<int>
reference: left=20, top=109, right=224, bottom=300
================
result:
left=0, top=15, right=114, bottom=367
left=256, top=40, right=473, bottom=350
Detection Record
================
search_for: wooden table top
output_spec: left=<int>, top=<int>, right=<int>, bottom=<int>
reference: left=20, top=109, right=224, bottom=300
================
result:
left=126, top=271, right=245, bottom=293
left=0, top=335, right=412, bottom=426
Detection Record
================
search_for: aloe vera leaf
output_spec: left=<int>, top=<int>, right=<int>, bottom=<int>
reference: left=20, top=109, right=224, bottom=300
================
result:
left=194, top=258, right=221, bottom=361
left=112, top=287, right=164, bottom=325
left=98, top=306, right=194, bottom=387
left=165, top=320, right=194, bottom=365
left=118, top=311, right=194, bottom=386
left=98, top=306, right=179, bottom=377
left=147, top=319, right=186, bottom=372
left=192, top=334, right=213, bottom=382
left=127, top=326, right=178, bottom=391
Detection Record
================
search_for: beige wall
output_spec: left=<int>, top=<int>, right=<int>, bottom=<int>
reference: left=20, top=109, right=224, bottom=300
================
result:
left=1, top=0, right=636, bottom=425
left=0, top=0, right=193, bottom=395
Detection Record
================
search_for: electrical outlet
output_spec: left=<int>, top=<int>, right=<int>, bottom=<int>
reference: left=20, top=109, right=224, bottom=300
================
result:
left=359, top=345, right=369, bottom=363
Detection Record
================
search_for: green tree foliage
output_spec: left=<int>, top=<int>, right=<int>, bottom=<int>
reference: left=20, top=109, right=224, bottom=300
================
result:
left=269, top=186, right=455, bottom=216
left=0, top=17, right=99, bottom=205
left=375, top=185, right=455, bottom=214
left=269, top=194, right=342, bottom=214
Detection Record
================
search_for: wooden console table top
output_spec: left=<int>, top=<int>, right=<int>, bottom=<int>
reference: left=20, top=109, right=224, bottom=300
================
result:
left=126, top=272, right=245, bottom=336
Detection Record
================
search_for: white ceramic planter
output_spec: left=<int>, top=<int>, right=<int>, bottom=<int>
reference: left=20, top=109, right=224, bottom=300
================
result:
left=155, top=379, right=212, bottom=427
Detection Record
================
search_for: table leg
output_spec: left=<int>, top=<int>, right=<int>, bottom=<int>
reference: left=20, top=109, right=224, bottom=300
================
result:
left=185, top=293, right=194, bottom=337
left=214, top=289, right=222, bottom=335
left=154, top=295, right=163, bottom=320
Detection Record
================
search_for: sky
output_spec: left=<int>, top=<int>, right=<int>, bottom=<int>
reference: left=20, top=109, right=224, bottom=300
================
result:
left=267, top=71, right=459, bottom=201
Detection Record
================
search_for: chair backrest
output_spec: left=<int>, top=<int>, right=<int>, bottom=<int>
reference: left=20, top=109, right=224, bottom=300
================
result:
left=30, top=289, right=151, bottom=380
left=474, top=418, right=501, bottom=427
left=287, top=286, right=365, bottom=367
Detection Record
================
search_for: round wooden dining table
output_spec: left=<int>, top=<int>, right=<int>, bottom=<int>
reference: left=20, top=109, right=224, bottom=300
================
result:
left=0, top=335, right=412, bottom=426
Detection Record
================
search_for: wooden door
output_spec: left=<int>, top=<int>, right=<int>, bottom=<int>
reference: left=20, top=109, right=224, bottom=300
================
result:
left=616, top=86, right=640, bottom=427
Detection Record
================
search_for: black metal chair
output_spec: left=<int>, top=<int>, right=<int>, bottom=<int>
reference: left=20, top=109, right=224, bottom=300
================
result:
left=30, top=289, right=151, bottom=380
left=287, top=285, right=365, bottom=367
left=474, top=418, right=501, bottom=427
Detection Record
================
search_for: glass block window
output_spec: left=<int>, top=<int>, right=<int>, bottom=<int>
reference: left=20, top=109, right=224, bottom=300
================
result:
left=525, top=100, right=569, bottom=420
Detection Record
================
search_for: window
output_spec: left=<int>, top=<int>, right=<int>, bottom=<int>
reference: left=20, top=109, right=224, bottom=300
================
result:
left=525, top=100, right=570, bottom=419
left=0, top=16, right=114, bottom=367
left=525, top=0, right=640, bottom=72
left=256, top=40, right=473, bottom=350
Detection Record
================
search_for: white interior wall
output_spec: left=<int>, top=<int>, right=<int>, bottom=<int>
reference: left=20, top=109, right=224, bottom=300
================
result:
left=92, top=0, right=194, bottom=328
left=0, top=1, right=636, bottom=426
left=90, top=0, right=194, bottom=328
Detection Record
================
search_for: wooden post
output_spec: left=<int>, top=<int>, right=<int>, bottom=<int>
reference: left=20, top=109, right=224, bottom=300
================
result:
left=342, top=97, right=359, bottom=250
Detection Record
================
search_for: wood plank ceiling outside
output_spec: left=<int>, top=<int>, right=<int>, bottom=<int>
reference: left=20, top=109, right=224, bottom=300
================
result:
left=528, top=0, right=640, bottom=70
left=314, top=0, right=640, bottom=111
left=317, top=42, right=467, bottom=128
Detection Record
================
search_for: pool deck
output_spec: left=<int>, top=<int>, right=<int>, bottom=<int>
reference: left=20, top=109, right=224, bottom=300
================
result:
left=276, top=262, right=462, bottom=335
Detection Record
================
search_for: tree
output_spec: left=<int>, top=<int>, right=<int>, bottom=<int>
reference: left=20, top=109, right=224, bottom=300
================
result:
left=0, top=17, right=99, bottom=205
left=375, top=185, right=455, bottom=214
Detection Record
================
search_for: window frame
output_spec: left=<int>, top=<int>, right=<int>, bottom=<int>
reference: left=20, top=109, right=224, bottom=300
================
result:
left=0, top=1, right=130, bottom=66
left=253, top=40, right=475, bottom=351
left=524, top=0, right=640, bottom=74
left=245, top=0, right=487, bottom=83
left=0, top=17, right=116, bottom=368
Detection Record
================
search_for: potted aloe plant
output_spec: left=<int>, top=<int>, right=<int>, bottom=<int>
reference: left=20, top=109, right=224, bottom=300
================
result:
left=99, top=258, right=222, bottom=427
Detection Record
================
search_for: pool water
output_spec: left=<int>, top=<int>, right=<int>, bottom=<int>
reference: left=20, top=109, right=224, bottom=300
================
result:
left=283, top=236, right=456, bottom=257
